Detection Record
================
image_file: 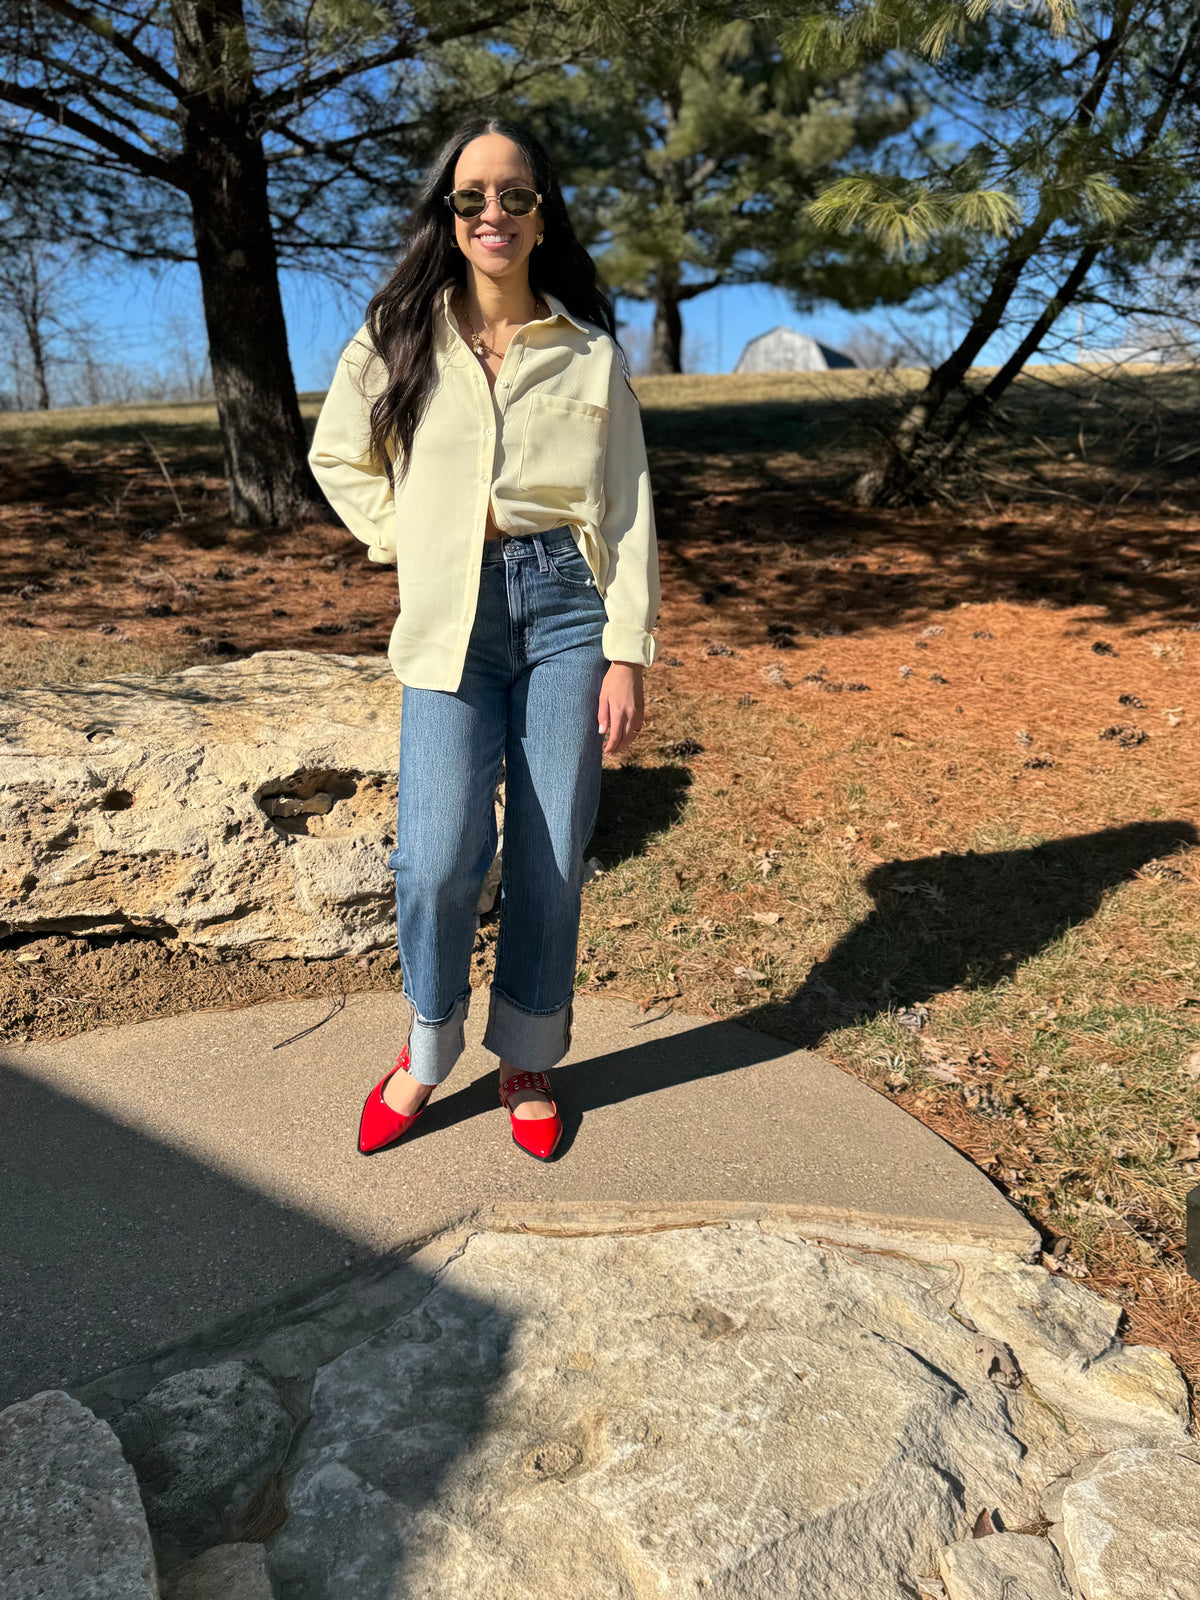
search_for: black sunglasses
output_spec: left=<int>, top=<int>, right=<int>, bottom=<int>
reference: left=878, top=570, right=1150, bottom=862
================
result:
left=444, top=187, right=542, bottom=219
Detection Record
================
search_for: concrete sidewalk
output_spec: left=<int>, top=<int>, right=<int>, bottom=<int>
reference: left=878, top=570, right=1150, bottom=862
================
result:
left=1, top=990, right=1037, bottom=1405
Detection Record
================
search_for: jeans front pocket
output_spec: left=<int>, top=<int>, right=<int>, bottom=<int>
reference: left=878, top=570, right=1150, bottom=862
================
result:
left=545, top=540, right=597, bottom=589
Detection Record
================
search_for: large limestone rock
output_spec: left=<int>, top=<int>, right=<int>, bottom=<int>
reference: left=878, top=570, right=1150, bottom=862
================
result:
left=1059, top=1447, right=1200, bottom=1600
left=0, top=1388, right=159, bottom=1599
left=114, top=1361, right=293, bottom=1556
left=266, top=1224, right=1192, bottom=1600
left=0, top=650, right=502, bottom=958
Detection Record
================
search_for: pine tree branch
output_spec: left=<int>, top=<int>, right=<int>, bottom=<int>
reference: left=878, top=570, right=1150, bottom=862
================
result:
left=35, top=0, right=185, bottom=103
left=13, top=39, right=183, bottom=126
left=68, top=76, right=178, bottom=151
left=258, top=3, right=528, bottom=119
left=0, top=82, right=182, bottom=186
left=676, top=276, right=721, bottom=299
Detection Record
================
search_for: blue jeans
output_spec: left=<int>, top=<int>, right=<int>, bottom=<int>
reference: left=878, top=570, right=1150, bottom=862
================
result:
left=387, top=527, right=608, bottom=1085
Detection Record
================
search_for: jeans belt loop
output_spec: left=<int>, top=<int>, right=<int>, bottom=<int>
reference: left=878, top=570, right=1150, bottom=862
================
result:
left=531, top=532, right=549, bottom=572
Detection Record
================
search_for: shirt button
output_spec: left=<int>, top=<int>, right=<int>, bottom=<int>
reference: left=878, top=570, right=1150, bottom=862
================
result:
left=499, top=379, right=510, bottom=388
left=484, top=427, right=494, bottom=436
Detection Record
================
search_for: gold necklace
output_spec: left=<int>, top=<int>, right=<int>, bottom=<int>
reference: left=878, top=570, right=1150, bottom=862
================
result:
left=455, top=292, right=545, bottom=359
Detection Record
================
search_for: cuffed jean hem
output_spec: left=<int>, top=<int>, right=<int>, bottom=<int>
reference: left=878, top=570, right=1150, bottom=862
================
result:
left=482, top=985, right=575, bottom=1072
left=403, top=988, right=471, bottom=1086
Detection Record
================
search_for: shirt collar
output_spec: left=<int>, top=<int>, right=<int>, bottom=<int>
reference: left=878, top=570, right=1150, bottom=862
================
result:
left=440, top=282, right=591, bottom=338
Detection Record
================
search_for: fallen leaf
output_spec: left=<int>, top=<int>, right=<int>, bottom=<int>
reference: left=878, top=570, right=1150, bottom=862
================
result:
left=921, top=1060, right=963, bottom=1084
left=971, top=1507, right=1001, bottom=1537
left=751, top=911, right=782, bottom=924
left=733, top=965, right=767, bottom=981
left=975, top=1336, right=1021, bottom=1389
left=14, top=951, right=42, bottom=963
left=1173, top=1133, right=1200, bottom=1162
left=608, top=917, right=637, bottom=928
left=1182, top=1051, right=1200, bottom=1079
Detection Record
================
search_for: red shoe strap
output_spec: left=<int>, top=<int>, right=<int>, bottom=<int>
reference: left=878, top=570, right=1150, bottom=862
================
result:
left=499, top=1070, right=552, bottom=1108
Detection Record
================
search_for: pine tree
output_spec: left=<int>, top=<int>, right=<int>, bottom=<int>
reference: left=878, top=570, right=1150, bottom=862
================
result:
left=507, top=17, right=920, bottom=372
left=783, top=0, right=1200, bottom=503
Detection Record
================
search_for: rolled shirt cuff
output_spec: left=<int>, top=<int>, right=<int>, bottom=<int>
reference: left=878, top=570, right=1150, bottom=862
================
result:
left=602, top=621, right=657, bottom=668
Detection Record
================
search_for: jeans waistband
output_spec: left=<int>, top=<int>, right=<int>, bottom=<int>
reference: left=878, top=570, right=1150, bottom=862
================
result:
left=480, top=525, right=576, bottom=565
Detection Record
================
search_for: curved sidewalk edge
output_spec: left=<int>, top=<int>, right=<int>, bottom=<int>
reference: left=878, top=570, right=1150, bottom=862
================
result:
left=479, top=1198, right=1039, bottom=1260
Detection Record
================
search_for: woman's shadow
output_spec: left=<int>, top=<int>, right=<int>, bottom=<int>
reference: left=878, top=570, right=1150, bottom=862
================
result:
left=422, top=791, right=1196, bottom=1128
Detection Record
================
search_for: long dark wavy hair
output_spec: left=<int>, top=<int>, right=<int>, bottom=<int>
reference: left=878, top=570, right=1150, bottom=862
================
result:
left=363, top=117, right=624, bottom=488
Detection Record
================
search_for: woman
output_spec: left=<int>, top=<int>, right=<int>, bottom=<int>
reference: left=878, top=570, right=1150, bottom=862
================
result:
left=308, top=117, right=660, bottom=1162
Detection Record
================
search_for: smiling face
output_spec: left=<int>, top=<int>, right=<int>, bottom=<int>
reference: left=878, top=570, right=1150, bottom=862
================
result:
left=451, top=133, right=541, bottom=287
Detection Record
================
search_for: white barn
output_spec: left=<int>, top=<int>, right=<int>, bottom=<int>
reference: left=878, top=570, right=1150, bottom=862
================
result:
left=734, top=326, right=857, bottom=374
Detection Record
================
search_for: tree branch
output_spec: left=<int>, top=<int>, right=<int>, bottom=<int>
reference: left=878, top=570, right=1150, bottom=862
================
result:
left=35, top=0, right=185, bottom=103
left=677, top=276, right=720, bottom=300
left=0, top=83, right=183, bottom=187
left=260, top=0, right=531, bottom=118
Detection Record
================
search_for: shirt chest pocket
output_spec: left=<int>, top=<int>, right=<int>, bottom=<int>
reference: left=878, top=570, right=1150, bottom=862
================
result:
left=518, top=393, right=609, bottom=512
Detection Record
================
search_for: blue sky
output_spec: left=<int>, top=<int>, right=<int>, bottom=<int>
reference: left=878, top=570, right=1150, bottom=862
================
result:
left=92, top=254, right=1029, bottom=398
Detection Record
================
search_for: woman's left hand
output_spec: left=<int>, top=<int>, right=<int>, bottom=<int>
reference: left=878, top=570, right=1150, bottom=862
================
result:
left=598, top=662, right=645, bottom=757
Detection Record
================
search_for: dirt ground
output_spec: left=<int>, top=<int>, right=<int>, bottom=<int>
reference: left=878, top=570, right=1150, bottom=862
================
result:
left=3, top=368, right=1200, bottom=1407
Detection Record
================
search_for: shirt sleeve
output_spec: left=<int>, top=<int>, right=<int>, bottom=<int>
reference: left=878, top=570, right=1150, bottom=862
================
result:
left=308, top=325, right=397, bottom=566
left=598, top=349, right=661, bottom=668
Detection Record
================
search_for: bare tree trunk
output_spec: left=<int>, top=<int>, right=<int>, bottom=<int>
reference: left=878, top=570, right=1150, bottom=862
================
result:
left=650, top=272, right=684, bottom=374
left=1, top=247, right=52, bottom=408
left=25, top=323, right=50, bottom=408
left=931, top=243, right=1104, bottom=473
left=173, top=0, right=326, bottom=527
left=855, top=220, right=1051, bottom=505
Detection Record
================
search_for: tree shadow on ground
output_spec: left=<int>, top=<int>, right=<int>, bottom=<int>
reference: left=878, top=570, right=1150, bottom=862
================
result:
left=745, top=818, right=1198, bottom=1050
left=641, top=375, right=1200, bottom=638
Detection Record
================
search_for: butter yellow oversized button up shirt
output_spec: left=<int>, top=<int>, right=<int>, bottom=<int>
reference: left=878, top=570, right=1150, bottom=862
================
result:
left=308, top=285, right=661, bottom=692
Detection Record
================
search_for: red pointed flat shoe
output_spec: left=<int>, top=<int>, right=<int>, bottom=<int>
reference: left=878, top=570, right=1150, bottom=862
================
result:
left=499, top=1070, right=562, bottom=1161
left=357, top=1045, right=432, bottom=1155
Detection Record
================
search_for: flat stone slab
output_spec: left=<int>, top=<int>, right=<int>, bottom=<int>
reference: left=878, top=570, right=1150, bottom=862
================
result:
left=249, top=1226, right=1183, bottom=1600
left=0, top=991, right=1036, bottom=1404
